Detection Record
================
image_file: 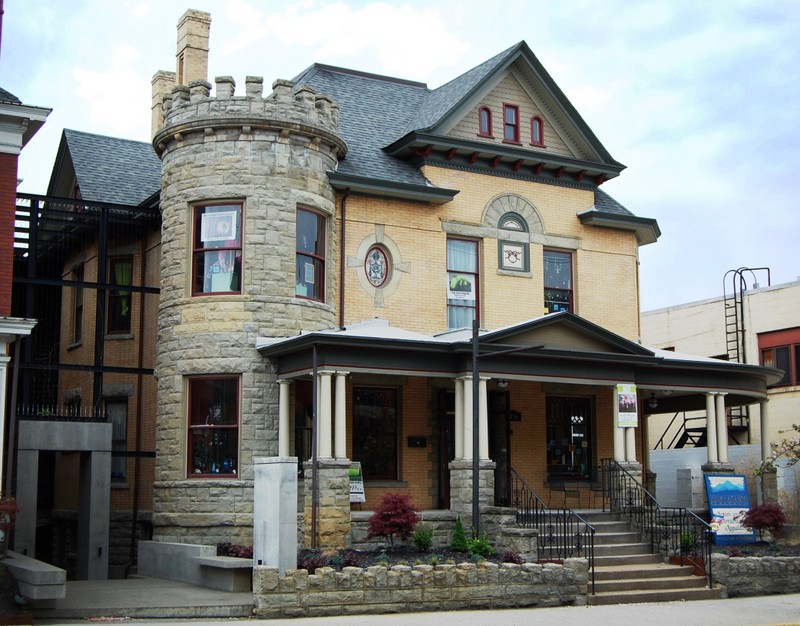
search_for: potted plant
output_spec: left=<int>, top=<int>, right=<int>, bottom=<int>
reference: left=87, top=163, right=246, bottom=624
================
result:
left=0, top=496, right=20, bottom=559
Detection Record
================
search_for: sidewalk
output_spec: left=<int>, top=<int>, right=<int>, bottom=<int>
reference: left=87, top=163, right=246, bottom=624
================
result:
left=30, top=576, right=253, bottom=620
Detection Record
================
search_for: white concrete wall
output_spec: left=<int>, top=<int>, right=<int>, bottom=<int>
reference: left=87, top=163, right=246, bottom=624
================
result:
left=642, top=280, right=800, bottom=446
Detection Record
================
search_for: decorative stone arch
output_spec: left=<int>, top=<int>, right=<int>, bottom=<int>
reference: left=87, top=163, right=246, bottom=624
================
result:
left=482, top=194, right=544, bottom=235
left=348, top=225, right=411, bottom=307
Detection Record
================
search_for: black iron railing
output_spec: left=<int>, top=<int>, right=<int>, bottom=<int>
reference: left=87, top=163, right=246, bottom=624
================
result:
left=16, top=403, right=107, bottom=422
left=509, top=467, right=595, bottom=592
left=604, top=458, right=713, bottom=587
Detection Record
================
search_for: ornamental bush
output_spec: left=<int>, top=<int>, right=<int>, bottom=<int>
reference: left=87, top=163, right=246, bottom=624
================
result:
left=742, top=502, right=787, bottom=541
left=451, top=516, right=468, bottom=552
left=367, top=492, right=420, bottom=547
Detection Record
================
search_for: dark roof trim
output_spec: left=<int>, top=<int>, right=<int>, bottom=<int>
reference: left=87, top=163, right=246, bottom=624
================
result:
left=327, top=171, right=458, bottom=204
left=383, top=132, right=625, bottom=181
left=577, top=210, right=661, bottom=246
left=477, top=311, right=655, bottom=356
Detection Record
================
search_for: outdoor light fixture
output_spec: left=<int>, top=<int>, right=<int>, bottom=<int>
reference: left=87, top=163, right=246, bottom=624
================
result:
left=648, top=393, right=658, bottom=409
left=497, top=379, right=509, bottom=388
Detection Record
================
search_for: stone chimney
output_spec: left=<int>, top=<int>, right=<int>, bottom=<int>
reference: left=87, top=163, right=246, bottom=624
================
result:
left=151, top=9, right=211, bottom=138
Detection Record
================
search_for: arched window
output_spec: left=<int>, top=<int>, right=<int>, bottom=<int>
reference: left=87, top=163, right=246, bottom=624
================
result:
left=531, top=116, right=544, bottom=146
left=498, top=212, right=529, bottom=272
left=478, top=106, right=493, bottom=137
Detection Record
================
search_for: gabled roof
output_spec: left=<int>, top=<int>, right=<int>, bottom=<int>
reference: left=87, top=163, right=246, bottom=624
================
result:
left=47, top=129, right=161, bottom=206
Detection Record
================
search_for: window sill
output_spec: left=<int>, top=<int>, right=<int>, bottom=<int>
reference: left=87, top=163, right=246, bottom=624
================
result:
left=497, top=268, right=531, bottom=278
left=502, top=139, right=522, bottom=146
left=111, top=481, right=129, bottom=489
left=105, top=333, right=133, bottom=341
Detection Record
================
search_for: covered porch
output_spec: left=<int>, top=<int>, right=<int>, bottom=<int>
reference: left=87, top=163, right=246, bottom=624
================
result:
left=257, top=312, right=782, bottom=546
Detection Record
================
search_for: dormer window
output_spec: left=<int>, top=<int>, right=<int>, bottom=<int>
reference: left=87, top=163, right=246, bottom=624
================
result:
left=503, top=104, right=520, bottom=144
left=478, top=106, right=493, bottom=137
left=531, top=116, right=544, bottom=146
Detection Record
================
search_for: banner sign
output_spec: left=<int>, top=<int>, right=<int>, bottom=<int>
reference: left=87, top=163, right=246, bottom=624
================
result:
left=616, top=383, right=638, bottom=427
left=349, top=462, right=366, bottom=503
left=705, top=474, right=756, bottom=545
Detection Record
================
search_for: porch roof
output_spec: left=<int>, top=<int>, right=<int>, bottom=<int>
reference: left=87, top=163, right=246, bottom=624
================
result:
left=256, top=313, right=782, bottom=410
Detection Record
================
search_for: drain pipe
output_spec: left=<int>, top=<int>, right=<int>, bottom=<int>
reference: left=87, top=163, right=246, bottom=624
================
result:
left=338, top=189, right=350, bottom=329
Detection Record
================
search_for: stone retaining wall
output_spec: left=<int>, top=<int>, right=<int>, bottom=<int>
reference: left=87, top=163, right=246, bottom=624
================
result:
left=712, top=554, right=800, bottom=597
left=253, top=559, right=587, bottom=618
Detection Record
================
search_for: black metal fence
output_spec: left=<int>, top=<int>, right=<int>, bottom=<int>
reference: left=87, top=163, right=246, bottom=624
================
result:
left=604, top=458, right=713, bottom=586
left=509, top=466, right=596, bottom=592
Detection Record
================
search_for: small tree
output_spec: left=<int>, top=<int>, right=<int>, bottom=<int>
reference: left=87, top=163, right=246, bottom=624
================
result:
left=367, top=493, right=419, bottom=548
left=451, top=516, right=468, bottom=552
left=742, top=502, right=787, bottom=541
left=756, top=423, right=800, bottom=475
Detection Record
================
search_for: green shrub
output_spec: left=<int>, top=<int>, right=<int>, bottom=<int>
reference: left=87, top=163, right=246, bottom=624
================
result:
left=413, top=525, right=433, bottom=552
left=466, top=532, right=495, bottom=558
left=451, top=516, right=468, bottom=552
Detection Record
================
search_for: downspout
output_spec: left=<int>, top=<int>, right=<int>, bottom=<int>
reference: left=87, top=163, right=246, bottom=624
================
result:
left=338, top=189, right=350, bottom=329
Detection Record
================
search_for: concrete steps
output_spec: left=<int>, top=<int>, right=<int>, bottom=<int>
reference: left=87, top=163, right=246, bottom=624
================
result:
left=580, top=510, right=722, bottom=606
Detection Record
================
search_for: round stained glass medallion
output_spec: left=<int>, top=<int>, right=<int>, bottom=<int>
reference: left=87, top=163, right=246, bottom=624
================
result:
left=365, top=245, right=389, bottom=288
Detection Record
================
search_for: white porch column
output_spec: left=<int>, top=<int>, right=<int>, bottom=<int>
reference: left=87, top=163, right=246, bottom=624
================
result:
left=760, top=400, right=771, bottom=462
left=463, top=376, right=473, bottom=461
left=317, top=371, right=333, bottom=459
left=277, top=379, right=291, bottom=457
left=454, top=378, right=464, bottom=460
left=625, top=427, right=637, bottom=464
left=479, top=377, right=489, bottom=461
left=334, top=372, right=348, bottom=459
left=705, top=392, right=719, bottom=464
left=613, top=425, right=625, bottom=463
left=716, top=392, right=729, bottom=463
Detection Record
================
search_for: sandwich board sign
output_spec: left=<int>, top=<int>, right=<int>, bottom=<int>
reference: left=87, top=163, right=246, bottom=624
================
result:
left=704, top=474, right=756, bottom=545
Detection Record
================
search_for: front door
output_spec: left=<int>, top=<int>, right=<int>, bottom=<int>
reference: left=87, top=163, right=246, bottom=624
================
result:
left=546, top=396, right=593, bottom=480
left=489, top=391, right=511, bottom=505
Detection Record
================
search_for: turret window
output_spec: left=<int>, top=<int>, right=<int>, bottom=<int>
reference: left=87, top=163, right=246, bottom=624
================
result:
left=296, top=207, right=326, bottom=301
left=192, top=203, right=243, bottom=296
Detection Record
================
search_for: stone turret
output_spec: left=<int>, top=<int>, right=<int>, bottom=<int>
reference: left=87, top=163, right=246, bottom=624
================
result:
left=151, top=72, right=345, bottom=544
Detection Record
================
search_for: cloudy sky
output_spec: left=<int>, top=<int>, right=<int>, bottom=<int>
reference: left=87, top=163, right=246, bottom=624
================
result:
left=3, top=0, right=798, bottom=312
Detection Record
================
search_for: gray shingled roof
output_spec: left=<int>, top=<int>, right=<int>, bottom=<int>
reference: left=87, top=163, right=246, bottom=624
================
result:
left=63, top=129, right=161, bottom=205
left=594, top=188, right=633, bottom=216
left=403, top=43, right=520, bottom=133
left=294, top=66, right=430, bottom=186
left=0, top=87, right=22, bottom=104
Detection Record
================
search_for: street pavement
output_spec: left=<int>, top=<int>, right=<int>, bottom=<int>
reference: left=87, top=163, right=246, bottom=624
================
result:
left=36, top=592, right=800, bottom=625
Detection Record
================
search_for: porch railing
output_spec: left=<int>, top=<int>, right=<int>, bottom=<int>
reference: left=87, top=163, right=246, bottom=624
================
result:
left=509, top=467, right=595, bottom=593
left=603, top=458, right=713, bottom=587
left=16, top=403, right=107, bottom=422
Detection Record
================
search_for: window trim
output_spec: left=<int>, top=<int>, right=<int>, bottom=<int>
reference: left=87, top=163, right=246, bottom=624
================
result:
left=187, top=375, right=241, bottom=478
left=478, top=106, right=493, bottom=138
left=447, top=237, right=480, bottom=329
left=191, top=203, right=243, bottom=297
left=503, top=103, right=521, bottom=145
left=758, top=327, right=800, bottom=387
left=352, top=386, right=401, bottom=481
left=107, top=255, right=133, bottom=335
left=72, top=264, right=84, bottom=344
left=530, top=116, right=545, bottom=147
left=497, top=212, right=530, bottom=273
left=295, top=207, right=327, bottom=302
left=543, top=249, right=574, bottom=314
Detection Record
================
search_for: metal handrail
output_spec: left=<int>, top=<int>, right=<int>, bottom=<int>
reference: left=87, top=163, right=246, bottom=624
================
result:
left=509, top=466, right=595, bottom=593
left=603, top=458, right=713, bottom=587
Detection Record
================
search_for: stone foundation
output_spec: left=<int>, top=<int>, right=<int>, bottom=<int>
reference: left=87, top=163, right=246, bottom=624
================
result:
left=253, top=559, right=587, bottom=618
left=303, top=459, right=352, bottom=549
left=712, top=553, right=800, bottom=596
left=448, top=460, right=495, bottom=532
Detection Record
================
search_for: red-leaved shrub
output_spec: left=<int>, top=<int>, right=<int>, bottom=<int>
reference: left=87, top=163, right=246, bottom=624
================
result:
left=367, top=493, right=420, bottom=547
left=742, top=502, right=787, bottom=541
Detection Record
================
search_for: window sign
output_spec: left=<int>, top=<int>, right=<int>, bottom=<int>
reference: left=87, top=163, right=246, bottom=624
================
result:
left=201, top=211, right=238, bottom=243
left=349, top=462, right=365, bottom=503
left=304, top=262, right=315, bottom=284
left=705, top=475, right=756, bottom=545
left=616, top=383, right=638, bottom=427
left=447, top=273, right=475, bottom=300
